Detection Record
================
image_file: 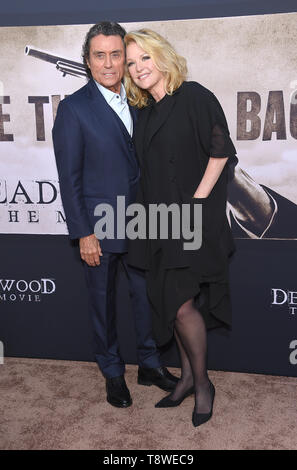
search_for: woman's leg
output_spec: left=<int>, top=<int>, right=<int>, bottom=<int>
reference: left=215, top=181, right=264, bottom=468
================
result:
left=168, top=329, right=194, bottom=401
left=174, top=298, right=212, bottom=413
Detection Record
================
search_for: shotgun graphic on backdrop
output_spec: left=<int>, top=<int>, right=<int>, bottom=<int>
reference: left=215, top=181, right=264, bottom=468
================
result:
left=25, top=45, right=87, bottom=78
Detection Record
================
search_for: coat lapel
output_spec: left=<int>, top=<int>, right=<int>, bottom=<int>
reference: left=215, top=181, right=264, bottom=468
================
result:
left=133, top=104, right=152, bottom=166
left=134, top=89, right=181, bottom=164
left=145, top=93, right=177, bottom=151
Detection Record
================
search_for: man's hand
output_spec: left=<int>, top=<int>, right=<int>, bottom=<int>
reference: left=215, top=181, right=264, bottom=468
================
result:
left=79, top=234, right=103, bottom=266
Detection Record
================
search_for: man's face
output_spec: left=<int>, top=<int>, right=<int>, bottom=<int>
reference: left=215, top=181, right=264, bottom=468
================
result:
left=87, top=34, right=125, bottom=94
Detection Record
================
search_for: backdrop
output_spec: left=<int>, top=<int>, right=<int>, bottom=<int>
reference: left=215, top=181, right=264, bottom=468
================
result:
left=0, top=3, right=296, bottom=377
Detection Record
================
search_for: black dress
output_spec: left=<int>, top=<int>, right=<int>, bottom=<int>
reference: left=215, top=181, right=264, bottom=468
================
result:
left=128, top=81, right=238, bottom=347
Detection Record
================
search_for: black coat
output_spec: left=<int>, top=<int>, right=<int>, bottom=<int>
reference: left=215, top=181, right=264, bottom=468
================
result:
left=128, top=81, right=238, bottom=278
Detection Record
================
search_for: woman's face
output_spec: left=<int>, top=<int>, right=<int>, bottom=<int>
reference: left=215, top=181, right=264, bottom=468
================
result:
left=126, top=41, right=165, bottom=96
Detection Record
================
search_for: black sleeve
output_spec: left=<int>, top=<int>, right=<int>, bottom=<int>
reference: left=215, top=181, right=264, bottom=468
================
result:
left=209, top=92, right=237, bottom=161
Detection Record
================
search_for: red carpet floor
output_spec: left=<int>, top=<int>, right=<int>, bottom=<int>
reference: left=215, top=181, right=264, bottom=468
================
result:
left=0, top=358, right=296, bottom=450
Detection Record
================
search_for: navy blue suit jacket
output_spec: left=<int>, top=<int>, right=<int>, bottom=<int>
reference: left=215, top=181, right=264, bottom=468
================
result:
left=52, top=79, right=139, bottom=252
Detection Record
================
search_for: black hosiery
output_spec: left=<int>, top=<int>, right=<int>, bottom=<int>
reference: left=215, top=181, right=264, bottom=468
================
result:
left=168, top=329, right=194, bottom=401
left=173, top=298, right=213, bottom=414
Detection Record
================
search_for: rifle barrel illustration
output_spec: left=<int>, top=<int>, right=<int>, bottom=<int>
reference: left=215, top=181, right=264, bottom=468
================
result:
left=25, top=45, right=87, bottom=78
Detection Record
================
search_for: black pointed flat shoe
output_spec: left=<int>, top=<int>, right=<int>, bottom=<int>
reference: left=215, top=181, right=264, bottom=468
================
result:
left=155, top=385, right=194, bottom=408
left=192, top=382, right=215, bottom=427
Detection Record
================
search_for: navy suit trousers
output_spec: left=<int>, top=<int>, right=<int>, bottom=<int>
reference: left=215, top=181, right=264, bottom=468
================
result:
left=83, top=252, right=161, bottom=378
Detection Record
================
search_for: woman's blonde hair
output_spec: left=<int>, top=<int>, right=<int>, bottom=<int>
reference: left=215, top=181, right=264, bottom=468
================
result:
left=124, top=29, right=187, bottom=108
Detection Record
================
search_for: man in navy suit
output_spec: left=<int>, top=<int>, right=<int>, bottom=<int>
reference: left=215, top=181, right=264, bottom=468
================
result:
left=52, top=22, right=177, bottom=408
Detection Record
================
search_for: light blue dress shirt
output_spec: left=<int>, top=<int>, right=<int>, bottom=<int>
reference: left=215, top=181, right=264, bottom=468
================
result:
left=95, top=80, right=133, bottom=137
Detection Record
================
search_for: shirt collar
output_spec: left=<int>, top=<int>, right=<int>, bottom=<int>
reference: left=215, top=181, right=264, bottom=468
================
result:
left=95, top=80, right=127, bottom=105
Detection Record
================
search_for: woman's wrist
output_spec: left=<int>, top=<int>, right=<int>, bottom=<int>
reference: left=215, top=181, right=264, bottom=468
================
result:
left=193, top=193, right=208, bottom=199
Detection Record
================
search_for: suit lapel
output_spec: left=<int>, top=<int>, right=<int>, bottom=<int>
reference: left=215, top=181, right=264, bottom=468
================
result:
left=129, top=104, right=138, bottom=130
left=87, top=79, right=133, bottom=142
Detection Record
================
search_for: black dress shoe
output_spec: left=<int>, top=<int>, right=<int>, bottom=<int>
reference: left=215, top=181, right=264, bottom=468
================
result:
left=192, top=382, right=215, bottom=427
left=106, top=375, right=132, bottom=408
left=138, top=366, right=179, bottom=392
left=155, top=385, right=194, bottom=408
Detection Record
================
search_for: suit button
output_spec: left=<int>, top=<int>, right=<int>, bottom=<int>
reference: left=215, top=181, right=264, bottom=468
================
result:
left=171, top=177, right=176, bottom=182
left=169, top=157, right=175, bottom=163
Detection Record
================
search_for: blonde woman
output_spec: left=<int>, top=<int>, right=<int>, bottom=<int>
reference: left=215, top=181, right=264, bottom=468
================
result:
left=125, top=29, right=237, bottom=427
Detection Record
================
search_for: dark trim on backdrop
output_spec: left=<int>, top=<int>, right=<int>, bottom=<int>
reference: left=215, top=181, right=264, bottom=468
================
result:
left=0, top=0, right=296, bottom=26
left=0, top=234, right=296, bottom=376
